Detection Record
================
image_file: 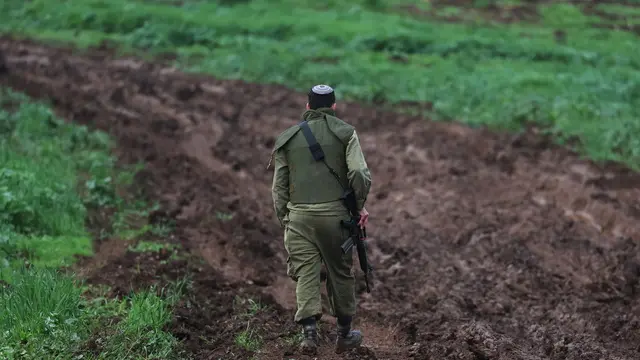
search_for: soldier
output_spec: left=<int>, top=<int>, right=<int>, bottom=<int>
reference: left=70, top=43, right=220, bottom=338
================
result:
left=270, top=84, right=372, bottom=354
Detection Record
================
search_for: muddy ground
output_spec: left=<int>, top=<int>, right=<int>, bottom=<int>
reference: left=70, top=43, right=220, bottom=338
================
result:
left=1, top=36, right=640, bottom=359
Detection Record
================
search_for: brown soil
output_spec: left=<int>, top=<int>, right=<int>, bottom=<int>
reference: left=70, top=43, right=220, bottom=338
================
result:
left=1, top=36, right=640, bottom=359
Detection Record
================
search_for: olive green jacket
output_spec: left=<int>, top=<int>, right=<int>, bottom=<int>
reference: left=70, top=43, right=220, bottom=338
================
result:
left=270, top=108, right=372, bottom=227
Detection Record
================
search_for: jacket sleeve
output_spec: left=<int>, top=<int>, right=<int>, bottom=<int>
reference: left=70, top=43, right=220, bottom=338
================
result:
left=345, top=130, right=372, bottom=210
left=271, top=148, right=290, bottom=227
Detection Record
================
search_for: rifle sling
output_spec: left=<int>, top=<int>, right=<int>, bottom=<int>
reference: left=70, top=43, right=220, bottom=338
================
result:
left=298, top=120, right=348, bottom=192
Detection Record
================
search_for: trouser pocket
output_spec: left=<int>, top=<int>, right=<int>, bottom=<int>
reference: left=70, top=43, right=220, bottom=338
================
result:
left=286, top=255, right=298, bottom=281
left=283, top=222, right=299, bottom=282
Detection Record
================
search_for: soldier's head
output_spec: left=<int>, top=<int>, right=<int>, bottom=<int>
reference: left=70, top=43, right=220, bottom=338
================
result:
left=306, top=84, right=336, bottom=110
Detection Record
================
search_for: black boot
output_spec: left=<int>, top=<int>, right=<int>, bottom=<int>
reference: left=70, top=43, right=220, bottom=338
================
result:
left=335, top=317, right=363, bottom=354
left=299, top=319, right=318, bottom=355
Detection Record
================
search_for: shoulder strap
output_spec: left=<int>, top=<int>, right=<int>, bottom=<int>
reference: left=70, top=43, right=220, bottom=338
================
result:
left=298, top=120, right=325, bottom=162
left=298, top=120, right=347, bottom=190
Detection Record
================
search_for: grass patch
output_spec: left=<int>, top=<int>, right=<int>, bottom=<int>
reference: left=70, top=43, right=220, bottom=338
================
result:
left=596, top=4, right=640, bottom=17
left=0, top=87, right=114, bottom=275
left=538, top=3, right=601, bottom=27
left=127, top=240, right=183, bottom=264
left=232, top=296, right=268, bottom=353
left=1, top=0, right=639, bottom=169
left=234, top=323, right=263, bottom=352
left=0, top=267, right=86, bottom=358
left=93, top=285, right=185, bottom=359
left=473, top=0, right=523, bottom=7
left=233, top=296, right=267, bottom=318
left=0, top=87, right=183, bottom=358
left=128, top=241, right=179, bottom=254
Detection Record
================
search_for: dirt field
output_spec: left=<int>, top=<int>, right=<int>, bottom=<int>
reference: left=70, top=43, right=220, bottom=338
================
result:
left=1, top=36, right=640, bottom=359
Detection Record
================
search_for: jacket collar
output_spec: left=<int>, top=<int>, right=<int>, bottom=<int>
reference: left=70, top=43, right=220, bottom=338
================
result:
left=302, top=107, right=335, bottom=121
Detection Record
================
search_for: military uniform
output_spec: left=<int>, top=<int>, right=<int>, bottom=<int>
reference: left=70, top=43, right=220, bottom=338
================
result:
left=270, top=85, right=372, bottom=354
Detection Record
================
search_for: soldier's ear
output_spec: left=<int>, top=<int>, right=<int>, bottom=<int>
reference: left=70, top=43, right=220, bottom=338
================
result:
left=306, top=103, right=310, bottom=110
left=331, top=103, right=337, bottom=110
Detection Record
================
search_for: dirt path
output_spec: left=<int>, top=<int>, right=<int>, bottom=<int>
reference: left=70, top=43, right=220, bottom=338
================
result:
left=1, top=36, right=639, bottom=359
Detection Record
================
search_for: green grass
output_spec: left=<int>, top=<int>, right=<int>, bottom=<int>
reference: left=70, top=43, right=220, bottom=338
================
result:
left=0, top=267, right=87, bottom=358
left=538, top=3, right=602, bottom=27
left=1, top=0, right=638, bottom=169
left=232, top=296, right=268, bottom=353
left=235, top=325, right=263, bottom=352
left=128, top=241, right=179, bottom=254
left=0, top=270, right=186, bottom=359
left=93, top=285, right=185, bottom=359
left=0, top=87, right=111, bottom=274
left=596, top=4, right=640, bottom=17
left=0, top=88, right=183, bottom=359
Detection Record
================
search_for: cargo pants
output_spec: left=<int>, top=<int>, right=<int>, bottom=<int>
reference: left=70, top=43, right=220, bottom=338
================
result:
left=284, top=211, right=356, bottom=323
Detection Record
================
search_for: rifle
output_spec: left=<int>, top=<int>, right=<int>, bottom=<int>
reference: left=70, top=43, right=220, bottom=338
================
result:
left=339, top=188, right=374, bottom=293
left=297, top=120, right=374, bottom=293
